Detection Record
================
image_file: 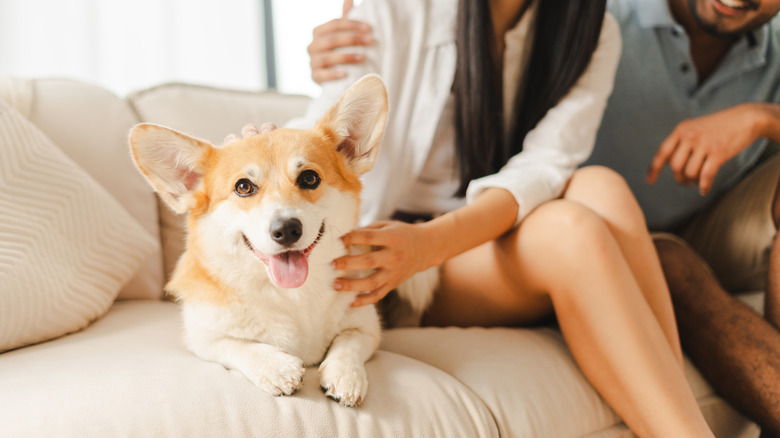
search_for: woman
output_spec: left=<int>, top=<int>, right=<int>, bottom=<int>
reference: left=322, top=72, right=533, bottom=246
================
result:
left=255, top=0, right=715, bottom=436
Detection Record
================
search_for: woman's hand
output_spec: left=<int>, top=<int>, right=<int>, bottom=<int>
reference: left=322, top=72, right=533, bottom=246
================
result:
left=223, top=123, right=277, bottom=144
left=308, top=0, right=373, bottom=84
left=646, top=104, right=764, bottom=196
left=332, top=220, right=438, bottom=307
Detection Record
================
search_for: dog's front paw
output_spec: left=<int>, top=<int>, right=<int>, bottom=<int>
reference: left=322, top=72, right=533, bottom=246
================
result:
left=248, top=351, right=305, bottom=397
left=318, top=357, right=368, bottom=407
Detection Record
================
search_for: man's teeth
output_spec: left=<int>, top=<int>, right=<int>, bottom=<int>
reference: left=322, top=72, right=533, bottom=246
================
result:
left=719, top=0, right=749, bottom=9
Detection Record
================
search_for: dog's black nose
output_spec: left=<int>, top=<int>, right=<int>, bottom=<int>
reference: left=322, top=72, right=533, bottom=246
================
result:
left=270, top=217, right=303, bottom=246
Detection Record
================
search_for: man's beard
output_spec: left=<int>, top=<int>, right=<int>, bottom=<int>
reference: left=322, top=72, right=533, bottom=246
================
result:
left=687, top=0, right=760, bottom=38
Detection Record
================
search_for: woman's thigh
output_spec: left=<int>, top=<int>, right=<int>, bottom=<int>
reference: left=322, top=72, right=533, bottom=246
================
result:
left=418, top=201, right=607, bottom=327
left=422, top=192, right=636, bottom=328
left=422, top=235, right=553, bottom=327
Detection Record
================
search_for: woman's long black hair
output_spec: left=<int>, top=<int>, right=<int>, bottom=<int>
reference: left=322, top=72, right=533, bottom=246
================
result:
left=453, top=0, right=607, bottom=196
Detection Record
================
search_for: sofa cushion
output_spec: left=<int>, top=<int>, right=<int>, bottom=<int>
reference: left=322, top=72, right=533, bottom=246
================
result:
left=0, top=299, right=758, bottom=437
left=381, top=327, right=758, bottom=437
left=128, top=83, right=311, bottom=283
left=0, top=301, right=499, bottom=438
left=0, top=101, right=158, bottom=353
left=382, top=327, right=618, bottom=436
left=0, top=76, right=166, bottom=300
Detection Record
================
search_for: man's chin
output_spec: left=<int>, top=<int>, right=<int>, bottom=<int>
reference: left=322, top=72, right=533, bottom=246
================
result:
left=687, top=0, right=764, bottom=38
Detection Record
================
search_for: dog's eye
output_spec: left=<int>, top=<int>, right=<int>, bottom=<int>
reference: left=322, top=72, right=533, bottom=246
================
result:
left=297, top=170, right=321, bottom=190
left=234, top=178, right=256, bottom=197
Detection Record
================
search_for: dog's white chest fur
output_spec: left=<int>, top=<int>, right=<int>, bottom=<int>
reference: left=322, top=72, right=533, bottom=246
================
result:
left=182, top=270, right=370, bottom=366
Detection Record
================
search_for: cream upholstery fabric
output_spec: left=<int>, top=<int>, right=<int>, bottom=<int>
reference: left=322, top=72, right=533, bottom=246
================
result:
left=128, top=83, right=311, bottom=145
left=0, top=301, right=499, bottom=438
left=0, top=76, right=165, bottom=300
left=382, top=327, right=758, bottom=437
left=0, top=300, right=759, bottom=437
left=0, top=101, right=158, bottom=352
left=382, top=328, right=619, bottom=436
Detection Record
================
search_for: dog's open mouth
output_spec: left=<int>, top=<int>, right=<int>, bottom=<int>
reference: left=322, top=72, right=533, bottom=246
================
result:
left=242, top=222, right=325, bottom=289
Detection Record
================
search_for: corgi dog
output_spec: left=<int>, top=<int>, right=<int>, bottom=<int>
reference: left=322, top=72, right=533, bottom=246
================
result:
left=128, top=75, right=434, bottom=407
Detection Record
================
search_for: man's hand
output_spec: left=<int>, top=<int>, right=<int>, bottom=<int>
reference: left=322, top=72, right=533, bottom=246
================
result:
left=646, top=104, right=765, bottom=196
left=308, top=0, right=373, bottom=84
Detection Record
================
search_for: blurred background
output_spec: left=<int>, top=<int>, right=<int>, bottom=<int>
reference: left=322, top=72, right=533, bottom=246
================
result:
left=0, top=0, right=350, bottom=97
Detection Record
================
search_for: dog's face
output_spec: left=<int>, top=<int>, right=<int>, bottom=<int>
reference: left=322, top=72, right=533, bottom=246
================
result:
left=129, top=75, right=388, bottom=290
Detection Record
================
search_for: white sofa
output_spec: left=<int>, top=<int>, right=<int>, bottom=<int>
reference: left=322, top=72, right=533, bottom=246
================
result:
left=0, top=76, right=764, bottom=437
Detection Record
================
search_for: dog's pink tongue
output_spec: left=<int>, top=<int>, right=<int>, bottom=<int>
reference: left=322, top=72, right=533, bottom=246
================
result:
left=268, top=251, right=308, bottom=289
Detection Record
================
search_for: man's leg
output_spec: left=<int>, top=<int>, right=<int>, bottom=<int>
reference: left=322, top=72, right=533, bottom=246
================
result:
left=655, top=236, right=780, bottom=435
left=663, top=154, right=780, bottom=434
left=765, top=169, right=780, bottom=330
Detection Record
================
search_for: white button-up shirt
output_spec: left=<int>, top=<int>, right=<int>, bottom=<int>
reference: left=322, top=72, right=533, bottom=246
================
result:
left=288, top=0, right=621, bottom=227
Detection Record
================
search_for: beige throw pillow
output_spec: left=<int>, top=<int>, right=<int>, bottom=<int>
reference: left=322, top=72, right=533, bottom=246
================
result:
left=0, top=101, right=159, bottom=353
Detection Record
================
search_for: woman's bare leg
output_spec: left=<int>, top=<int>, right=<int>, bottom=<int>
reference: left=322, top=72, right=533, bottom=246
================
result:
left=424, top=199, right=713, bottom=437
left=563, top=166, right=684, bottom=366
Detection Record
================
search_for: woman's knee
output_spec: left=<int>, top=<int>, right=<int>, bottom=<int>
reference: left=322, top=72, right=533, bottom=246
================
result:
left=570, top=165, right=624, bottom=186
left=518, top=200, right=613, bottom=259
left=567, top=165, right=648, bottom=232
left=511, top=200, right=618, bottom=301
left=568, top=166, right=634, bottom=203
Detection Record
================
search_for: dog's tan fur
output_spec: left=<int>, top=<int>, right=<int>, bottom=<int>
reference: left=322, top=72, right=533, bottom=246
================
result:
left=128, top=75, right=429, bottom=406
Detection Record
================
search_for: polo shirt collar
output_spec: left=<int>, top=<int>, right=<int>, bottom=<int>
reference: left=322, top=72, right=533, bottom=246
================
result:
left=713, top=23, right=768, bottom=89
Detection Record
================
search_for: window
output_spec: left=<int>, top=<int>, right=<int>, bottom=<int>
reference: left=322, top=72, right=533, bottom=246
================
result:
left=0, top=0, right=345, bottom=97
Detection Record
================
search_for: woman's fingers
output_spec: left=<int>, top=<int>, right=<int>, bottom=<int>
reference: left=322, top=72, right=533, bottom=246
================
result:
left=223, top=133, right=238, bottom=144
left=333, top=247, right=387, bottom=271
left=241, top=124, right=259, bottom=138
left=350, top=288, right=391, bottom=307
left=340, top=223, right=394, bottom=246
left=335, top=272, right=387, bottom=295
left=259, top=122, right=277, bottom=133
left=223, top=122, right=277, bottom=146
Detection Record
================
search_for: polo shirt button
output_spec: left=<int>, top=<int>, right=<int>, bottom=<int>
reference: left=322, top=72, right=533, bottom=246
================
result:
left=671, top=28, right=680, bottom=37
left=681, top=63, right=690, bottom=73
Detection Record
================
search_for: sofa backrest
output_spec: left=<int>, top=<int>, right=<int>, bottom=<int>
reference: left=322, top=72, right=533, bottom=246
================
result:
left=0, top=75, right=311, bottom=301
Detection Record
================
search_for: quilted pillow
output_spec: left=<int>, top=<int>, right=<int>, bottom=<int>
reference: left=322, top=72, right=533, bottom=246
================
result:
left=0, top=101, right=159, bottom=352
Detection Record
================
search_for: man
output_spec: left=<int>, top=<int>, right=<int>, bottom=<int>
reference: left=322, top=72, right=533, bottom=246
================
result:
left=307, top=0, right=780, bottom=434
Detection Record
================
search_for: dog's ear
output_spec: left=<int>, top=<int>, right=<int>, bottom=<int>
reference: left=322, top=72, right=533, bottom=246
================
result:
left=317, top=74, right=388, bottom=175
left=128, top=123, right=213, bottom=214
